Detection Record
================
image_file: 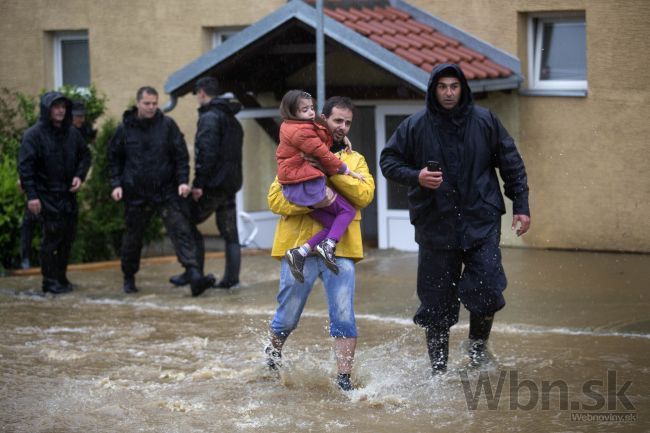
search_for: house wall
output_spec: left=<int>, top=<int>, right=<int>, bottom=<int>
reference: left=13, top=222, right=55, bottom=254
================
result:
left=2, top=0, right=648, bottom=252
left=410, top=0, right=650, bottom=252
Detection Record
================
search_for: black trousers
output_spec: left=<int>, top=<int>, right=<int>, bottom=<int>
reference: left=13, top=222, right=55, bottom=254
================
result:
left=413, top=232, right=507, bottom=329
left=121, top=196, right=199, bottom=277
left=40, top=210, right=76, bottom=282
left=188, top=189, right=239, bottom=268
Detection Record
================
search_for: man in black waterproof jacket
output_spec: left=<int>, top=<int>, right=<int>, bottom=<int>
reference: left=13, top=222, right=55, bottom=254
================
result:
left=380, top=63, right=530, bottom=375
left=108, top=86, right=213, bottom=296
left=18, top=91, right=91, bottom=294
left=169, top=77, right=244, bottom=289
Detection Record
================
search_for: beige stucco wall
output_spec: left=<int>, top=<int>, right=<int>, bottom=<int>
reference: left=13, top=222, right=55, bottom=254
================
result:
left=2, top=0, right=648, bottom=252
left=411, top=0, right=650, bottom=252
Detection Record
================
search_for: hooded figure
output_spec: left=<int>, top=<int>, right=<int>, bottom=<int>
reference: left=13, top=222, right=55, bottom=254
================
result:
left=380, top=63, right=530, bottom=375
left=18, top=91, right=91, bottom=294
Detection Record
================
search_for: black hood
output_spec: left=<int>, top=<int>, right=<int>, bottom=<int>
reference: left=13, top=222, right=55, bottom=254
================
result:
left=200, top=97, right=242, bottom=116
left=39, top=91, right=72, bottom=129
left=425, top=63, right=473, bottom=120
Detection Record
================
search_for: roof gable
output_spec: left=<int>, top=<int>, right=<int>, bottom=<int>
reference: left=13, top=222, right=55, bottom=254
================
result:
left=165, top=0, right=521, bottom=97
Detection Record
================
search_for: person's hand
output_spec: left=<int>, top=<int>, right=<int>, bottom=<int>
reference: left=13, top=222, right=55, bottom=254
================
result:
left=69, top=177, right=83, bottom=192
left=343, top=136, right=352, bottom=154
left=178, top=184, right=191, bottom=198
left=27, top=199, right=41, bottom=215
left=111, top=187, right=123, bottom=202
left=418, top=167, right=443, bottom=189
left=512, top=214, right=530, bottom=237
left=191, top=187, right=203, bottom=201
left=348, top=170, right=366, bottom=183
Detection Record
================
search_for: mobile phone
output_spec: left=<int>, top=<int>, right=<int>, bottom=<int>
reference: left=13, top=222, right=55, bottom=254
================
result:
left=426, top=160, right=442, bottom=172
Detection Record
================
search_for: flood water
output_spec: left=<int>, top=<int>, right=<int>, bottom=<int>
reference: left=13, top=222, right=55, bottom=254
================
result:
left=1, top=248, right=648, bottom=432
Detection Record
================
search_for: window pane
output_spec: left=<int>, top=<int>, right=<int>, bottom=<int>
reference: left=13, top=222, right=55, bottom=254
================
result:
left=540, top=21, right=586, bottom=81
left=385, top=115, right=410, bottom=210
left=61, top=39, right=90, bottom=87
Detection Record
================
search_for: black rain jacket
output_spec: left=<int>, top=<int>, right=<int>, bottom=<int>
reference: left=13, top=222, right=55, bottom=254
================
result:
left=192, top=97, right=243, bottom=193
left=380, top=63, right=529, bottom=250
left=109, top=108, right=190, bottom=204
left=18, top=91, right=91, bottom=214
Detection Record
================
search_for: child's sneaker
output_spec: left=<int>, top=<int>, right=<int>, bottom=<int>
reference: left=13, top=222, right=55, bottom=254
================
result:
left=336, top=373, right=353, bottom=391
left=315, top=239, right=339, bottom=274
left=285, top=247, right=306, bottom=283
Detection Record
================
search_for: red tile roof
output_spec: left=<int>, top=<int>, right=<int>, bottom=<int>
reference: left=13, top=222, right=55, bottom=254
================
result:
left=324, top=4, right=512, bottom=81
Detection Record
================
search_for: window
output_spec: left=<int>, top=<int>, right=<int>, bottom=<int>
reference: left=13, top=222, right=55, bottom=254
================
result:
left=53, top=31, right=90, bottom=89
left=528, top=13, right=586, bottom=93
left=212, top=27, right=244, bottom=48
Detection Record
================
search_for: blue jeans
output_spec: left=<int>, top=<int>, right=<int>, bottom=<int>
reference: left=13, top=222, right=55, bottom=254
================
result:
left=270, top=256, right=357, bottom=338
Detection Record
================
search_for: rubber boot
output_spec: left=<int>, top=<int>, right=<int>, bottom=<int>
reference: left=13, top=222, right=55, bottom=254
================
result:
left=425, top=326, right=450, bottom=375
left=42, top=278, right=72, bottom=295
left=468, top=314, right=494, bottom=368
left=215, top=242, right=240, bottom=288
left=169, top=271, right=190, bottom=287
left=188, top=266, right=212, bottom=297
left=123, top=275, right=138, bottom=294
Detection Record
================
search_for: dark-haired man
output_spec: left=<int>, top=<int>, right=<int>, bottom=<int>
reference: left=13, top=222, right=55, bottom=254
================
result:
left=169, top=77, right=244, bottom=289
left=18, top=91, right=91, bottom=294
left=109, top=86, right=213, bottom=296
left=265, top=96, right=375, bottom=391
left=380, top=63, right=530, bottom=375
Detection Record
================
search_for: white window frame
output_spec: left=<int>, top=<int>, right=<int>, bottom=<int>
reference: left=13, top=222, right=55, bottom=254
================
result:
left=527, top=13, right=587, bottom=92
left=212, top=27, right=244, bottom=48
left=53, top=31, right=89, bottom=90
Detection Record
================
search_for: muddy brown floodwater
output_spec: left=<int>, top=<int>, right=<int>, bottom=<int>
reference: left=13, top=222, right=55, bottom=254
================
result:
left=1, top=248, right=648, bottom=432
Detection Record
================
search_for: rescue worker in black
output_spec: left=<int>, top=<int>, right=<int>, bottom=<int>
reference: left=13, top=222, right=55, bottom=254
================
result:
left=380, top=63, right=530, bottom=375
left=169, top=77, right=244, bottom=289
left=108, top=86, right=213, bottom=296
left=18, top=91, right=91, bottom=294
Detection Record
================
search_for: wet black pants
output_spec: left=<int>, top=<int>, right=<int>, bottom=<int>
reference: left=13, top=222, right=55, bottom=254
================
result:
left=414, top=233, right=507, bottom=329
left=40, top=211, right=76, bottom=282
left=189, top=189, right=240, bottom=270
left=121, top=197, right=199, bottom=277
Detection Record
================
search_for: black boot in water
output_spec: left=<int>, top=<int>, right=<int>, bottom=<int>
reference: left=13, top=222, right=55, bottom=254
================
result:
left=215, top=242, right=240, bottom=288
left=425, top=326, right=450, bottom=375
left=468, top=314, right=494, bottom=368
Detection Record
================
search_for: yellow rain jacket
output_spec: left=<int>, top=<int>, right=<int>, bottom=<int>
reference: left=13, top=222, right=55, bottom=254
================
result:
left=268, top=150, right=375, bottom=261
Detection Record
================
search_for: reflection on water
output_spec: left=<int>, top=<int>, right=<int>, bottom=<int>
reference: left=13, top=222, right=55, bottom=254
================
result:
left=1, top=249, right=648, bottom=432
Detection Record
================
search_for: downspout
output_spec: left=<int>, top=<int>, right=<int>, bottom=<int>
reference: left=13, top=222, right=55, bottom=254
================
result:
left=162, top=94, right=178, bottom=113
left=316, top=0, right=325, bottom=111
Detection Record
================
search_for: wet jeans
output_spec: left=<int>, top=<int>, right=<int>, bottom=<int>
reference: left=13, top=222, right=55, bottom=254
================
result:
left=271, top=256, right=357, bottom=338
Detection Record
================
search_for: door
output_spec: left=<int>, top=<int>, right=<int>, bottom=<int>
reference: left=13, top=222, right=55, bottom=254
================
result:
left=235, top=108, right=281, bottom=249
left=375, top=105, right=421, bottom=251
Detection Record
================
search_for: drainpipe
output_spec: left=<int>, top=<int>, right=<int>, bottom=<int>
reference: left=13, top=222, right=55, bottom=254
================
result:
left=316, top=0, right=325, bottom=111
left=162, top=94, right=178, bottom=113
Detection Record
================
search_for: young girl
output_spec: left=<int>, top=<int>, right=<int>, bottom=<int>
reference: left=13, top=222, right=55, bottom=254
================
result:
left=275, top=90, right=363, bottom=283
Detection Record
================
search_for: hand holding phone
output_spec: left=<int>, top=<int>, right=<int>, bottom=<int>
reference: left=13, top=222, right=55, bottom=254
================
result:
left=426, top=160, right=442, bottom=172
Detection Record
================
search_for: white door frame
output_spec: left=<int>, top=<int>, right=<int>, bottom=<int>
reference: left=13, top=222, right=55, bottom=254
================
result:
left=235, top=108, right=280, bottom=249
left=375, top=105, right=421, bottom=251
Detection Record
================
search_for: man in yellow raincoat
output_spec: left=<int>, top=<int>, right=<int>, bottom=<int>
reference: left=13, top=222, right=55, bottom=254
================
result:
left=266, top=96, right=375, bottom=391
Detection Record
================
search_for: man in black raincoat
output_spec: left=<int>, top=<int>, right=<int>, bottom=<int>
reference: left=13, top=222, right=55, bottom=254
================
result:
left=18, top=91, right=91, bottom=294
left=169, top=77, right=244, bottom=289
left=108, top=86, right=213, bottom=296
left=380, top=63, right=530, bottom=374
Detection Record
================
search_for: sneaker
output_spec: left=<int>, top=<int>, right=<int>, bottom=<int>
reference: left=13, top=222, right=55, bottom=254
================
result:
left=285, top=248, right=306, bottom=283
left=336, top=373, right=353, bottom=391
left=315, top=240, right=338, bottom=274
left=265, top=345, right=282, bottom=370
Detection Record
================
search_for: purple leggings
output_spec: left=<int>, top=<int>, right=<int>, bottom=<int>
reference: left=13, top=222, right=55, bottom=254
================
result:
left=306, top=194, right=356, bottom=249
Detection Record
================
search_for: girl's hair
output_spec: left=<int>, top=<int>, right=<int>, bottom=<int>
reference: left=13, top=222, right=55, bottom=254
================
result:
left=279, top=89, right=316, bottom=120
